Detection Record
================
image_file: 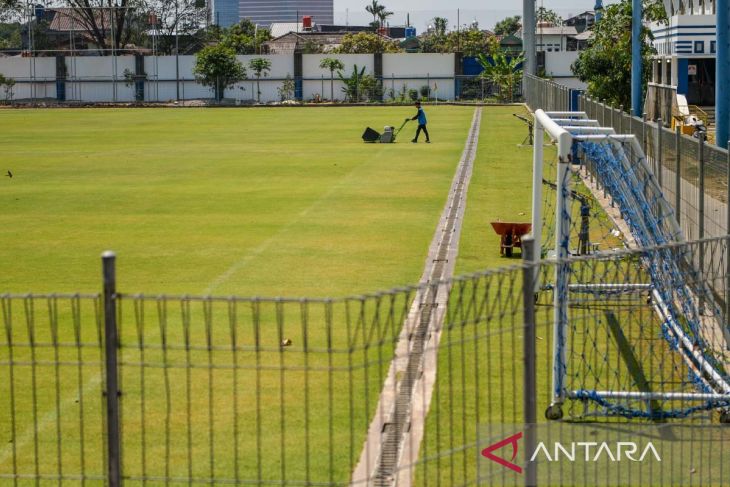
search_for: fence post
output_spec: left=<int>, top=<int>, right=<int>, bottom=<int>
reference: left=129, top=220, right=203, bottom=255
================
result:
left=699, top=136, right=705, bottom=242
left=619, top=105, right=624, bottom=134
left=675, top=127, right=682, bottom=225
left=611, top=103, right=616, bottom=129
left=642, top=112, right=648, bottom=156
left=726, top=149, right=730, bottom=331
left=102, top=251, right=122, bottom=487
left=656, top=118, right=663, bottom=186
left=698, top=136, right=706, bottom=311
left=522, top=236, right=537, bottom=487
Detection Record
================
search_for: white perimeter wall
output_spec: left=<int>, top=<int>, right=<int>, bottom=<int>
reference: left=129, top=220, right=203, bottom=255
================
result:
left=544, top=51, right=586, bottom=91
left=382, top=53, right=454, bottom=101
left=302, top=54, right=373, bottom=101
left=0, top=56, right=55, bottom=100
left=2, top=53, right=462, bottom=103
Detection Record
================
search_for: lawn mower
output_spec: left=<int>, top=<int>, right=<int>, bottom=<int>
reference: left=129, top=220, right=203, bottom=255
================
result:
left=362, top=119, right=410, bottom=143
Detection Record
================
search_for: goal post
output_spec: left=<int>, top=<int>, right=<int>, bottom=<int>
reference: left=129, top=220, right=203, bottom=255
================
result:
left=532, top=109, right=730, bottom=421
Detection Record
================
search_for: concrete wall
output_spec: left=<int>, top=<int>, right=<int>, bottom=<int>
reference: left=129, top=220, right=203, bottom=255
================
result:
left=544, top=51, right=586, bottom=91
left=0, top=56, right=56, bottom=100
left=0, top=53, right=464, bottom=103
left=302, top=54, right=374, bottom=101
left=382, top=53, right=455, bottom=101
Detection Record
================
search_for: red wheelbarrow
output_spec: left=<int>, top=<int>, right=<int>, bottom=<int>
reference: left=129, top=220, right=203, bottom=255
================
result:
left=490, top=222, right=532, bottom=257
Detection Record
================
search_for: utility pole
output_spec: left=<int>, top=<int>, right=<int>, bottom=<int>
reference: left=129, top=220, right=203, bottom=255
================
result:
left=631, top=0, right=642, bottom=117
left=175, top=0, right=180, bottom=102
left=523, top=0, right=536, bottom=76
left=717, top=0, right=729, bottom=148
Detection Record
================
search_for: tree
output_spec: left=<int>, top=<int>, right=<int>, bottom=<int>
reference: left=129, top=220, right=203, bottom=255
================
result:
left=478, top=51, right=524, bottom=102
left=332, top=32, right=401, bottom=53
left=142, top=0, right=208, bottom=55
left=277, top=74, right=295, bottom=101
left=193, top=44, right=247, bottom=101
left=377, top=9, right=393, bottom=28
left=493, top=15, right=521, bottom=37
left=219, top=19, right=271, bottom=54
left=445, top=28, right=499, bottom=56
left=319, top=57, right=345, bottom=101
left=571, top=0, right=666, bottom=108
left=248, top=57, right=271, bottom=103
left=337, top=64, right=369, bottom=102
left=0, top=72, right=15, bottom=102
left=62, top=0, right=138, bottom=54
left=536, top=7, right=562, bottom=26
left=0, top=0, right=22, bottom=22
left=365, top=0, right=384, bottom=27
left=432, top=17, right=448, bottom=36
left=0, top=22, right=21, bottom=49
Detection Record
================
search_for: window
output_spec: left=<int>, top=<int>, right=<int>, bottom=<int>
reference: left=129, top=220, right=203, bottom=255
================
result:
left=694, top=40, right=704, bottom=53
left=711, top=41, right=716, bottom=54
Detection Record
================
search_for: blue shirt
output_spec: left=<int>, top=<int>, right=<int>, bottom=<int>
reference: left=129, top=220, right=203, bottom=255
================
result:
left=417, top=107, right=427, bottom=125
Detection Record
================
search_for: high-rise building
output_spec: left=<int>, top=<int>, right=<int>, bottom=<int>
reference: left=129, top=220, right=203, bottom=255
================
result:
left=211, top=0, right=240, bottom=27
left=239, top=0, right=333, bottom=28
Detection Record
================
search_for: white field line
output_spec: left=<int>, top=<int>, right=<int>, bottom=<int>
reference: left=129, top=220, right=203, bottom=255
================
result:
left=203, top=147, right=390, bottom=295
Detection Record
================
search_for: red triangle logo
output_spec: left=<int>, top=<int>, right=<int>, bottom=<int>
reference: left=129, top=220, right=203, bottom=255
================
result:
left=481, top=432, right=523, bottom=474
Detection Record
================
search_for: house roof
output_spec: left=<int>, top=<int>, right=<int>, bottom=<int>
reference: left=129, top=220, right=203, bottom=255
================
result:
left=564, top=10, right=596, bottom=21
left=571, top=30, right=594, bottom=41
left=516, top=25, right=578, bottom=38
left=263, top=31, right=348, bottom=53
left=47, top=8, right=112, bottom=32
left=269, top=22, right=304, bottom=38
left=536, top=26, right=578, bottom=36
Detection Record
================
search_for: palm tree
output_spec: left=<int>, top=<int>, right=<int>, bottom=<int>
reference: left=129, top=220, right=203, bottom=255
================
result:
left=319, top=57, right=345, bottom=101
left=433, top=17, right=448, bottom=36
left=365, top=0, right=385, bottom=27
left=377, top=9, right=393, bottom=28
left=477, top=51, right=525, bottom=102
left=248, top=57, right=272, bottom=103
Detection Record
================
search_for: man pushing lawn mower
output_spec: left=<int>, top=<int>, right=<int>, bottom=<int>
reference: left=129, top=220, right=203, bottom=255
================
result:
left=407, top=101, right=430, bottom=143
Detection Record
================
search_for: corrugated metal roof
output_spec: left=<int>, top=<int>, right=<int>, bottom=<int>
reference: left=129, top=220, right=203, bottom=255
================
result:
left=517, top=25, right=579, bottom=38
left=536, top=26, right=578, bottom=36
left=269, top=22, right=304, bottom=38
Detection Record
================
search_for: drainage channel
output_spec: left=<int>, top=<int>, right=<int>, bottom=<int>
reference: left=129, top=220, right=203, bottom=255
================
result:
left=352, top=107, right=482, bottom=486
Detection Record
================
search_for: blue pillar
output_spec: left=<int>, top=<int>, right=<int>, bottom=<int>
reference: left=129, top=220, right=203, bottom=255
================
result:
left=595, top=0, right=603, bottom=22
left=631, top=0, right=642, bottom=116
left=717, top=0, right=730, bottom=148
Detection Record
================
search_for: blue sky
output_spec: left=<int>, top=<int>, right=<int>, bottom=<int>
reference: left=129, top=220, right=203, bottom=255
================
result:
left=332, top=0, right=620, bottom=31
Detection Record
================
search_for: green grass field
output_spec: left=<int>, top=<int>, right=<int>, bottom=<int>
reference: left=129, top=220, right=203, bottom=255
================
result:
left=1, top=105, right=489, bottom=485
left=0, top=106, right=474, bottom=296
left=2, top=106, right=697, bottom=486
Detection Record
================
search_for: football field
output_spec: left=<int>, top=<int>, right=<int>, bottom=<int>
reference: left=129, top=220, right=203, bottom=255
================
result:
left=0, top=106, right=476, bottom=296
left=3, top=105, right=515, bottom=484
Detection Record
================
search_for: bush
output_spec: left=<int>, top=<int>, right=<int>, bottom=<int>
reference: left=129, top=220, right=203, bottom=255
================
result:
left=419, top=85, right=431, bottom=99
left=0, top=73, right=15, bottom=103
left=408, top=89, right=419, bottom=101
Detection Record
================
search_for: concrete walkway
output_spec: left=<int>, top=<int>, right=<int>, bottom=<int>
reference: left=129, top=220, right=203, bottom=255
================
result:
left=351, top=108, right=482, bottom=487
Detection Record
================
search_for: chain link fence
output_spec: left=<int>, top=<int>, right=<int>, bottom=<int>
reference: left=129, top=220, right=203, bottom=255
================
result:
left=580, top=94, right=730, bottom=246
left=524, top=75, right=730, bottom=255
left=3, top=237, right=730, bottom=486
